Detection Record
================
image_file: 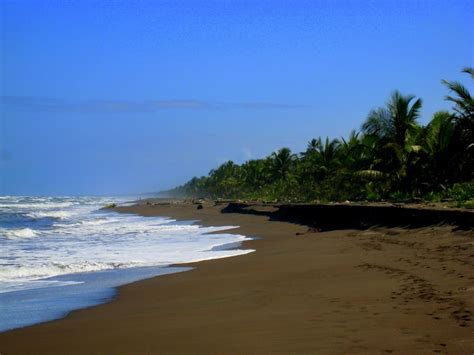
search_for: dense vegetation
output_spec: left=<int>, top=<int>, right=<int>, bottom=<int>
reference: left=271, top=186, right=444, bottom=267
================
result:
left=167, top=68, right=474, bottom=207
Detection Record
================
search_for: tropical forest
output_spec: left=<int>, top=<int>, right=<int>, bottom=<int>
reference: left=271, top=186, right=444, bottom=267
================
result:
left=168, top=68, right=474, bottom=207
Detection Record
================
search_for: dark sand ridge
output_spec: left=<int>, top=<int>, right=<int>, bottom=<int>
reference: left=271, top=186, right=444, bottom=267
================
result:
left=0, top=200, right=473, bottom=354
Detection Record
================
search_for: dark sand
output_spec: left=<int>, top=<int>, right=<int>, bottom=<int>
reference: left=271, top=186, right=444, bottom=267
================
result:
left=1, top=201, right=473, bottom=354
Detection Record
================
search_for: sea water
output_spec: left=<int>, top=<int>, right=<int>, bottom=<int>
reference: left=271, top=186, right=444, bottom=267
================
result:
left=0, top=196, right=254, bottom=332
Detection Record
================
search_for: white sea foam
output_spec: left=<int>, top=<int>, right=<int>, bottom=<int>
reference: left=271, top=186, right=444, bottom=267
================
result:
left=0, top=280, right=82, bottom=294
left=26, top=210, right=75, bottom=220
left=0, top=196, right=254, bottom=294
left=2, top=228, right=38, bottom=239
left=0, top=223, right=251, bottom=283
left=0, top=202, right=77, bottom=209
left=0, top=261, right=139, bottom=281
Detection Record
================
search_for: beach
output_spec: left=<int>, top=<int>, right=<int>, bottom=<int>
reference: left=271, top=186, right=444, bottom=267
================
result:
left=1, top=200, right=473, bottom=354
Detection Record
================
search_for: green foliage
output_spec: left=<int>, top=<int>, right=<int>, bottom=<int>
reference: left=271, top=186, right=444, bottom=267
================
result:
left=462, top=200, right=474, bottom=209
left=166, top=68, right=473, bottom=207
left=446, top=182, right=474, bottom=207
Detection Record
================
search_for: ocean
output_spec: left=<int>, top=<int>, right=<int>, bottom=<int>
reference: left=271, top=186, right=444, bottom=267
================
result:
left=0, top=196, right=253, bottom=332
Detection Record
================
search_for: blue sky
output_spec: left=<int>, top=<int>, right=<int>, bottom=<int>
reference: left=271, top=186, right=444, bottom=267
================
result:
left=1, top=0, right=473, bottom=195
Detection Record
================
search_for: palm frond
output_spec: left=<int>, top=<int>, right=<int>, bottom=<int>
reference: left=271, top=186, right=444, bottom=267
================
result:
left=462, top=67, right=474, bottom=79
left=362, top=108, right=391, bottom=137
left=442, top=80, right=472, bottom=102
left=407, top=97, right=422, bottom=121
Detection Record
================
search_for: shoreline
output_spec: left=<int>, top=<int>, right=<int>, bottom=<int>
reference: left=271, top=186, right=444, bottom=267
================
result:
left=0, top=208, right=253, bottom=333
left=1, top=200, right=473, bottom=354
left=0, top=264, right=194, bottom=333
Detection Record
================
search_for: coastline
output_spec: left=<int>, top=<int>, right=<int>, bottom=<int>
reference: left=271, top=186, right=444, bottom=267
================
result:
left=1, top=200, right=473, bottom=354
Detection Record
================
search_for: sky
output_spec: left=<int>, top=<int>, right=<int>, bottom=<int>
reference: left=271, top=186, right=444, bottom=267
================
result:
left=1, top=0, right=473, bottom=196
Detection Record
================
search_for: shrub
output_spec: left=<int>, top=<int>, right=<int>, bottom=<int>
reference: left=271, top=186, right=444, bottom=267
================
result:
left=443, top=182, right=474, bottom=208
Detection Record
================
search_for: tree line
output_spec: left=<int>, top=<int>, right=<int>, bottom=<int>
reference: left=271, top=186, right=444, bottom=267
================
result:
left=167, top=68, right=474, bottom=207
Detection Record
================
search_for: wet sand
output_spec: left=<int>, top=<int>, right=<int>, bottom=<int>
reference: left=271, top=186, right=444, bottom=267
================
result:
left=1, top=201, right=473, bottom=354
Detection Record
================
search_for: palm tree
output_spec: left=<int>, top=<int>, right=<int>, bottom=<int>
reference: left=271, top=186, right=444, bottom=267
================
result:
left=339, top=130, right=362, bottom=169
left=442, top=67, right=474, bottom=124
left=441, top=67, right=474, bottom=170
left=317, top=137, right=341, bottom=173
left=362, top=90, right=422, bottom=148
left=303, top=138, right=322, bottom=156
left=442, top=68, right=474, bottom=181
left=209, top=161, right=239, bottom=182
left=241, top=159, right=271, bottom=189
left=300, top=137, right=340, bottom=176
left=170, top=68, right=472, bottom=202
left=271, top=147, right=295, bottom=180
left=421, top=111, right=457, bottom=185
left=207, top=161, right=242, bottom=197
left=361, top=91, right=423, bottom=193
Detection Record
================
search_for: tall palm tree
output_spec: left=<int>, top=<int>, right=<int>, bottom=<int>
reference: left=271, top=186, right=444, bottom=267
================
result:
left=362, top=90, right=422, bottom=148
left=206, top=161, right=242, bottom=197
left=361, top=91, right=423, bottom=193
left=421, top=111, right=456, bottom=185
left=317, top=137, right=341, bottom=173
left=241, top=159, right=271, bottom=189
left=209, top=161, right=239, bottom=182
left=442, top=67, right=474, bottom=123
left=339, top=130, right=363, bottom=169
left=303, top=138, right=322, bottom=156
left=442, top=67, right=474, bottom=166
left=271, top=147, right=295, bottom=180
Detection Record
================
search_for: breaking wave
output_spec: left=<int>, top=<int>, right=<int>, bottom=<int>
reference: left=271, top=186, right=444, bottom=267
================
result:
left=2, top=228, right=38, bottom=239
left=0, top=196, right=253, bottom=294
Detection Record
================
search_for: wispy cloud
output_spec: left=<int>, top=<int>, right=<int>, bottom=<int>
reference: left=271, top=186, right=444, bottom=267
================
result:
left=0, top=96, right=311, bottom=114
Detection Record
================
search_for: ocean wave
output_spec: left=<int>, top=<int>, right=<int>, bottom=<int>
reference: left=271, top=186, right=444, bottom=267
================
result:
left=80, top=218, right=116, bottom=225
left=0, top=196, right=22, bottom=200
left=1, top=228, right=38, bottom=239
left=0, top=260, right=161, bottom=283
left=0, top=196, right=253, bottom=296
left=0, top=202, right=76, bottom=209
left=0, top=280, right=82, bottom=294
left=51, top=217, right=126, bottom=230
left=26, top=210, right=75, bottom=220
